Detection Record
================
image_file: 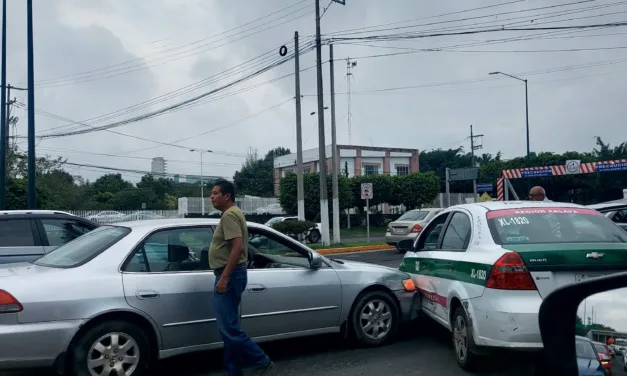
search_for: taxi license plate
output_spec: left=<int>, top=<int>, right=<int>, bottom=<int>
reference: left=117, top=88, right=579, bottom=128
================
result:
left=575, top=273, right=607, bottom=282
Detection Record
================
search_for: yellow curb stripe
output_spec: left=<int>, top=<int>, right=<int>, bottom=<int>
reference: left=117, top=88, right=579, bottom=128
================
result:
left=315, top=244, right=393, bottom=255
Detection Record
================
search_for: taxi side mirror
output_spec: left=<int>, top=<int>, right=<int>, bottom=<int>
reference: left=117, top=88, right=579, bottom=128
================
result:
left=397, top=239, right=413, bottom=253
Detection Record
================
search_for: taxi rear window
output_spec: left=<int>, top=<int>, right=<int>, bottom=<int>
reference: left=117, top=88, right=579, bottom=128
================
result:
left=486, top=207, right=627, bottom=245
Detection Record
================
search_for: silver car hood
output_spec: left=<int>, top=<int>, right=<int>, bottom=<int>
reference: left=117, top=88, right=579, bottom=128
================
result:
left=0, top=262, right=58, bottom=278
left=333, top=258, right=405, bottom=275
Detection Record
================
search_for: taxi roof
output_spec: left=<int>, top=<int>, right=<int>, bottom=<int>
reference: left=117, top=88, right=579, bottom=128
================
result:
left=446, top=201, right=588, bottom=215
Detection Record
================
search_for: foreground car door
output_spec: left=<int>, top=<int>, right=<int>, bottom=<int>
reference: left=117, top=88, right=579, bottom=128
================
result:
left=401, top=213, right=450, bottom=316
left=241, top=228, right=342, bottom=339
left=121, top=226, right=220, bottom=352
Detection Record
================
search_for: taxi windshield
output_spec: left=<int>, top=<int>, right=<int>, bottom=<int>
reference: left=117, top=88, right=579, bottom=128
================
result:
left=486, top=207, right=627, bottom=245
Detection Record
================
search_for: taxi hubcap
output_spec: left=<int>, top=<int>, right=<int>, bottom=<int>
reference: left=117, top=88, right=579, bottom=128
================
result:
left=87, top=332, right=140, bottom=376
left=360, top=299, right=392, bottom=340
left=453, top=315, right=468, bottom=361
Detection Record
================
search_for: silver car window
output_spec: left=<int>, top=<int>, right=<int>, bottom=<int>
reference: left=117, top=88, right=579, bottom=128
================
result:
left=34, top=226, right=130, bottom=268
left=398, top=211, right=429, bottom=221
left=0, top=219, right=36, bottom=247
left=124, top=227, right=213, bottom=273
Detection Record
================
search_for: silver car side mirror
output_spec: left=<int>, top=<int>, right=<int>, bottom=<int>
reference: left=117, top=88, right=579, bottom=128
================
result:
left=310, top=251, right=322, bottom=269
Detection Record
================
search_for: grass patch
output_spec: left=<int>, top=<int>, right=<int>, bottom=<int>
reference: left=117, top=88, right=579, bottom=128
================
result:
left=337, top=226, right=387, bottom=237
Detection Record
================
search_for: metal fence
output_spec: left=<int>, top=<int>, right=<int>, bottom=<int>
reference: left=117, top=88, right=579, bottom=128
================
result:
left=178, top=197, right=282, bottom=215
left=68, top=210, right=180, bottom=224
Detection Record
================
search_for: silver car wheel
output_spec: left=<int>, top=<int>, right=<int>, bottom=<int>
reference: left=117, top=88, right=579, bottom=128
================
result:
left=87, top=332, right=140, bottom=376
left=359, top=299, right=392, bottom=340
left=453, top=315, right=468, bottom=362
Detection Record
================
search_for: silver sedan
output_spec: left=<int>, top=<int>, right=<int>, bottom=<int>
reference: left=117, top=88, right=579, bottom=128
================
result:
left=0, top=219, right=420, bottom=376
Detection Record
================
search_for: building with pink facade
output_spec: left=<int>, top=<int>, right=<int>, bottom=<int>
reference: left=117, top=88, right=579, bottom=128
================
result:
left=272, top=144, right=419, bottom=196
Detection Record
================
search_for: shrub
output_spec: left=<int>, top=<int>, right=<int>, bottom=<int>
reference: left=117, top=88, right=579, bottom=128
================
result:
left=272, top=220, right=316, bottom=239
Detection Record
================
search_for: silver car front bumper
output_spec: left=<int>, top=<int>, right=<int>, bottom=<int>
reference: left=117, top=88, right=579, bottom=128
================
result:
left=0, top=315, right=82, bottom=370
left=394, top=289, right=421, bottom=322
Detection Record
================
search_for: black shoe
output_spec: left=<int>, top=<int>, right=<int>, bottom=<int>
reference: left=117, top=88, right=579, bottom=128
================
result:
left=260, top=361, right=275, bottom=375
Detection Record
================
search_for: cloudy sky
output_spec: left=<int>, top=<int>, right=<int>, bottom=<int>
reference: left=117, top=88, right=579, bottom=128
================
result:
left=4, top=0, right=627, bottom=183
left=578, top=286, right=627, bottom=333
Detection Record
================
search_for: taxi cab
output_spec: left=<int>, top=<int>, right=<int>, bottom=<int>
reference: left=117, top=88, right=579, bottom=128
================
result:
left=397, top=201, right=627, bottom=371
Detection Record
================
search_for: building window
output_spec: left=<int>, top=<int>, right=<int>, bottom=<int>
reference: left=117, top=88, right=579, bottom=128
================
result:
left=303, top=168, right=311, bottom=173
left=283, top=168, right=295, bottom=176
left=364, top=165, right=379, bottom=176
left=396, top=165, right=409, bottom=176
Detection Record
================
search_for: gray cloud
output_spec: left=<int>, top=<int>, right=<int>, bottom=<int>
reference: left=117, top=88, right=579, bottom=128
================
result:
left=2, top=0, right=626, bottom=183
left=578, top=287, right=627, bottom=333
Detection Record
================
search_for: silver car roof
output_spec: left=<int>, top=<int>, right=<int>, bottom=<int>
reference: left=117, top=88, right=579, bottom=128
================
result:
left=108, top=218, right=271, bottom=231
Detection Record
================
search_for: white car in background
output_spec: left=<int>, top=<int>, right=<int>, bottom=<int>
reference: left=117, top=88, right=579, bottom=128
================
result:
left=265, top=216, right=322, bottom=243
left=86, top=211, right=125, bottom=224
left=255, top=203, right=286, bottom=215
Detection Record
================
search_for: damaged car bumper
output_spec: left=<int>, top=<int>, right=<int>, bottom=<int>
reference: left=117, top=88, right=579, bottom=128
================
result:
left=465, top=289, right=544, bottom=350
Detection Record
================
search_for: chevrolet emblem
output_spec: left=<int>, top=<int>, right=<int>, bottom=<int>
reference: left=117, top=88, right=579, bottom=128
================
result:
left=586, top=252, right=605, bottom=259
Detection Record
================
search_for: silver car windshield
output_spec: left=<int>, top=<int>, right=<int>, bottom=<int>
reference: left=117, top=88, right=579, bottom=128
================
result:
left=34, top=226, right=131, bottom=268
left=576, top=339, right=597, bottom=360
left=397, top=211, right=429, bottom=221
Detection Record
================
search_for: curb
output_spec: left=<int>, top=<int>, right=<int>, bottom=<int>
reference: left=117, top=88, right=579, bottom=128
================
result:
left=315, top=244, right=394, bottom=255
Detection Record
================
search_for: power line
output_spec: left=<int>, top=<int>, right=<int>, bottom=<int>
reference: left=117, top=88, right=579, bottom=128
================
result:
left=14, top=97, right=294, bottom=157
left=32, top=1, right=313, bottom=88
left=28, top=47, right=311, bottom=139
left=30, top=39, right=315, bottom=137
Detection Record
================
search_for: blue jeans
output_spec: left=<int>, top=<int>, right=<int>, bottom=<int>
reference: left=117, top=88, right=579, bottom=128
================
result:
left=214, top=265, right=270, bottom=376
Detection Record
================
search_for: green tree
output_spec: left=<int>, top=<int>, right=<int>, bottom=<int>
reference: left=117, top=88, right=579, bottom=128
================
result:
left=278, top=172, right=352, bottom=221
left=396, top=173, right=440, bottom=209
left=233, top=146, right=291, bottom=197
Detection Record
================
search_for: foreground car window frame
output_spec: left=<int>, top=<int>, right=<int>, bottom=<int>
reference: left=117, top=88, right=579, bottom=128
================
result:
left=33, top=226, right=131, bottom=269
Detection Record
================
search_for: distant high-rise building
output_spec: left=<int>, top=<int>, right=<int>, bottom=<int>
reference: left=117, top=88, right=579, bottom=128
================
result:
left=151, top=157, right=167, bottom=176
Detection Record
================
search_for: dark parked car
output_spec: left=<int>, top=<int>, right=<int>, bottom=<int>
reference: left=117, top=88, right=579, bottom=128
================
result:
left=0, top=210, right=98, bottom=264
left=588, top=199, right=627, bottom=232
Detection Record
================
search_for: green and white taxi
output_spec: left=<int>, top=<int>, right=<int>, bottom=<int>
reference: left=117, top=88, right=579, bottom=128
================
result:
left=397, top=201, right=627, bottom=370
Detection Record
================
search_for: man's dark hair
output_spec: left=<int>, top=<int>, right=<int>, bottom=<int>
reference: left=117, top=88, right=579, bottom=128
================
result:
left=214, top=180, right=236, bottom=202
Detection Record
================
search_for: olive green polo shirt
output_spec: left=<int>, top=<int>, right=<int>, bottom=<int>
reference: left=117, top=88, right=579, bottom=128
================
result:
left=208, top=206, right=248, bottom=270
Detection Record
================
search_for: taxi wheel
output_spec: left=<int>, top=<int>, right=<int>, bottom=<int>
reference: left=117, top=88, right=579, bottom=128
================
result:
left=70, top=320, right=151, bottom=376
left=350, top=290, right=398, bottom=347
left=451, top=307, right=479, bottom=370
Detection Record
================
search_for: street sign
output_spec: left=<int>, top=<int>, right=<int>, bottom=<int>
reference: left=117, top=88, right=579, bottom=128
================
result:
left=361, top=183, right=373, bottom=200
left=448, top=167, right=478, bottom=181
left=565, top=160, right=581, bottom=174
left=477, top=183, right=493, bottom=192
left=141, top=202, right=146, bottom=209
left=332, top=0, right=346, bottom=4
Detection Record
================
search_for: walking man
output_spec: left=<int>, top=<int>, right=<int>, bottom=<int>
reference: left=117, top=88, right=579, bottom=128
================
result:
left=209, top=180, right=274, bottom=375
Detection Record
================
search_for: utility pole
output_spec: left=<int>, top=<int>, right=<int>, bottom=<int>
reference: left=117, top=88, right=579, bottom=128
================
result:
left=346, top=58, right=357, bottom=145
left=294, top=31, right=305, bottom=221
left=0, top=0, right=7, bottom=210
left=329, top=44, right=340, bottom=244
left=314, top=0, right=330, bottom=246
left=470, top=125, right=483, bottom=202
left=26, top=0, right=36, bottom=209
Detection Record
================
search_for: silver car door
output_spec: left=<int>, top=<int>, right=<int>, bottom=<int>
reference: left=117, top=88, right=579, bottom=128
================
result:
left=0, top=219, right=45, bottom=264
left=241, top=228, right=342, bottom=339
left=121, top=226, right=220, bottom=352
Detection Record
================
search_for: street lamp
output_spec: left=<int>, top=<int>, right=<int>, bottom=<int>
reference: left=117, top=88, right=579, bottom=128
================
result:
left=489, top=71, right=530, bottom=158
left=189, top=149, right=213, bottom=215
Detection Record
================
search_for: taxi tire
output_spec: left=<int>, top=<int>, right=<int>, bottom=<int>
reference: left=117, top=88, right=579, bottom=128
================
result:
left=451, top=307, right=480, bottom=371
left=350, top=290, right=398, bottom=347
left=70, top=320, right=151, bottom=376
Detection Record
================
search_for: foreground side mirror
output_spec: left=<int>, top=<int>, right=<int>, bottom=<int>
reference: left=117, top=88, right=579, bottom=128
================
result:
left=309, top=251, right=323, bottom=269
left=539, top=270, right=627, bottom=375
left=397, top=239, right=414, bottom=253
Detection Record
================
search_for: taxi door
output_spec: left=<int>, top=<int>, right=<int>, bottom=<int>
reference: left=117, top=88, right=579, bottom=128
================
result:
left=405, top=213, right=451, bottom=317
left=430, top=210, right=473, bottom=324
